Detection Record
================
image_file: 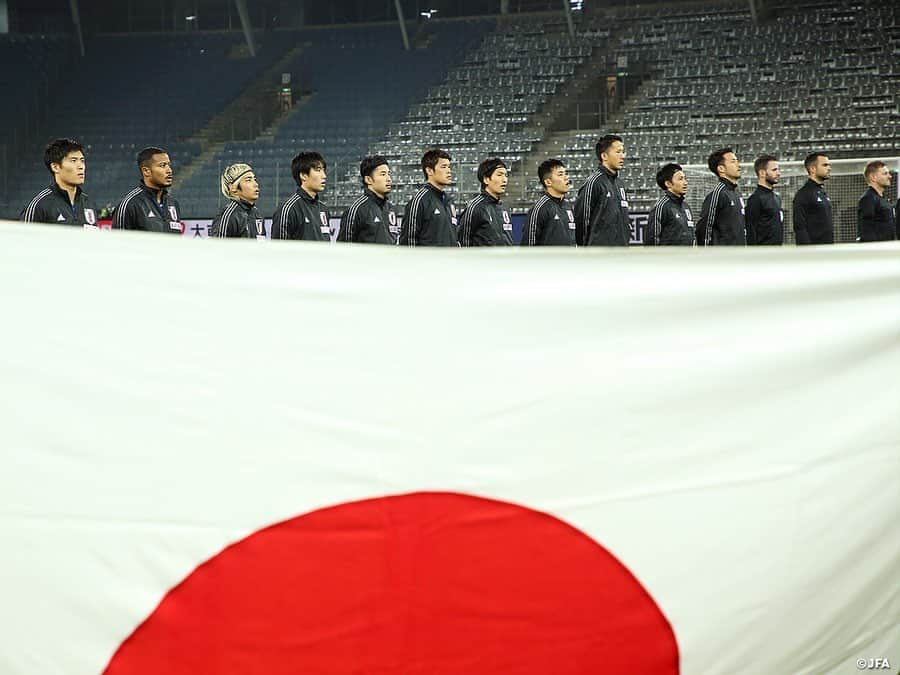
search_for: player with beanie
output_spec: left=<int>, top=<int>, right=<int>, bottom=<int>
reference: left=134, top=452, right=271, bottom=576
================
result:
left=209, top=163, right=265, bottom=239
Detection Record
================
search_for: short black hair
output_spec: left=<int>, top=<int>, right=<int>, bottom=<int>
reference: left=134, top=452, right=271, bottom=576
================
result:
left=804, top=152, right=826, bottom=173
left=137, top=147, right=168, bottom=173
left=656, top=163, right=683, bottom=190
left=360, top=155, right=388, bottom=187
left=291, top=151, right=326, bottom=186
left=44, top=138, right=84, bottom=176
left=595, top=134, right=623, bottom=161
left=864, top=160, right=886, bottom=180
left=421, top=148, right=451, bottom=179
left=754, top=154, right=778, bottom=175
left=707, top=148, right=734, bottom=176
left=538, top=158, right=565, bottom=186
left=477, top=157, right=507, bottom=188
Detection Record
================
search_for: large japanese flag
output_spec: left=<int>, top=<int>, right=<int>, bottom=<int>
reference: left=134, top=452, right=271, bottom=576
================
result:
left=1, top=221, right=898, bottom=674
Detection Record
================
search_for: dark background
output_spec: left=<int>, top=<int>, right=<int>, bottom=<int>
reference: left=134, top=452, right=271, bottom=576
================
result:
left=5, top=0, right=698, bottom=34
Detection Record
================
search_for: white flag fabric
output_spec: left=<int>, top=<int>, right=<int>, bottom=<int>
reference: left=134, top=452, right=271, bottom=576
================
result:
left=0, top=221, right=898, bottom=675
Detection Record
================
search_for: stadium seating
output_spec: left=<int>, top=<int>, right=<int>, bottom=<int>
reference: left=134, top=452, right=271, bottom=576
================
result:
left=354, top=14, right=596, bottom=211
left=0, top=34, right=72, bottom=215
left=177, top=21, right=492, bottom=218
left=2, top=1, right=896, bottom=226
left=553, top=0, right=900, bottom=211
left=2, top=31, right=296, bottom=218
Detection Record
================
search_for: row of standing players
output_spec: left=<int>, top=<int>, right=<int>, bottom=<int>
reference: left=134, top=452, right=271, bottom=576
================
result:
left=18, top=137, right=900, bottom=245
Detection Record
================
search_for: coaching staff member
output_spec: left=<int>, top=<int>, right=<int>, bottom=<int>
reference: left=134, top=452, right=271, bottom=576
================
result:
left=792, top=152, right=833, bottom=244
left=745, top=154, right=784, bottom=245
left=857, top=160, right=896, bottom=242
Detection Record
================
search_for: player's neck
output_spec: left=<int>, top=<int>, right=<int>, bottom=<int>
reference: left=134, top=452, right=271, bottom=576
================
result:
left=546, top=187, right=565, bottom=199
left=54, top=177, right=77, bottom=204
left=427, top=179, right=445, bottom=192
left=809, top=175, right=824, bottom=185
left=758, top=181, right=773, bottom=190
left=868, top=183, right=884, bottom=197
left=143, top=180, right=164, bottom=201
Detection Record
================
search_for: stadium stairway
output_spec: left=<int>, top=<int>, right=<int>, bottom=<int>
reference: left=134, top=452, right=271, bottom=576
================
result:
left=176, top=142, right=228, bottom=188
left=507, top=128, right=594, bottom=202
left=504, top=26, right=624, bottom=209
left=508, top=75, right=659, bottom=208
left=175, top=43, right=307, bottom=187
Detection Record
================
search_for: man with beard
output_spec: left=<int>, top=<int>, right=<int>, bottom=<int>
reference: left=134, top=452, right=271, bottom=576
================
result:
left=400, top=148, right=458, bottom=247
left=338, top=155, right=398, bottom=244
left=857, top=160, right=897, bottom=242
left=112, top=147, right=183, bottom=234
left=792, top=152, right=833, bottom=245
left=696, top=148, right=745, bottom=246
left=209, top=163, right=264, bottom=239
left=646, top=163, right=694, bottom=246
left=458, top=158, right=513, bottom=246
left=21, top=137, right=99, bottom=228
left=745, top=154, right=784, bottom=245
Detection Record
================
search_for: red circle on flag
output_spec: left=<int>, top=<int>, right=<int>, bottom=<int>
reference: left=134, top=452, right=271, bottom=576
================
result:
left=105, top=492, right=678, bottom=674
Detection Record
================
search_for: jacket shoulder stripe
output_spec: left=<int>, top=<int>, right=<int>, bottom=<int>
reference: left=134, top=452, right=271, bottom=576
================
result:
left=704, top=184, right=726, bottom=245
left=23, top=189, right=53, bottom=222
left=406, top=188, right=429, bottom=247
left=461, top=194, right=486, bottom=246
left=343, top=195, right=368, bottom=241
left=218, top=202, right=239, bottom=237
left=112, top=188, right=144, bottom=228
left=525, top=195, right=550, bottom=245
left=276, top=194, right=302, bottom=238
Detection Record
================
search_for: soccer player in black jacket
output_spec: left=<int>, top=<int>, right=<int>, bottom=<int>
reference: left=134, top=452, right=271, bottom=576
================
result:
left=745, top=154, right=784, bottom=245
left=696, top=148, right=745, bottom=246
left=21, top=138, right=99, bottom=227
left=401, top=148, right=458, bottom=247
left=112, top=147, right=183, bottom=234
left=459, top=158, right=513, bottom=246
left=646, top=163, right=694, bottom=246
left=338, top=155, right=398, bottom=244
left=271, top=151, right=331, bottom=242
left=574, top=134, right=631, bottom=246
left=209, top=163, right=264, bottom=239
left=792, top=152, right=833, bottom=245
left=521, top=159, right=576, bottom=246
left=857, top=160, right=897, bottom=242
